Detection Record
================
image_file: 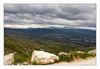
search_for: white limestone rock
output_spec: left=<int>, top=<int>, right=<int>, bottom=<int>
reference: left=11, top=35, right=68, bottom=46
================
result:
left=4, top=53, right=15, bottom=65
left=59, top=52, right=70, bottom=55
left=87, top=49, right=96, bottom=56
left=31, top=50, right=59, bottom=64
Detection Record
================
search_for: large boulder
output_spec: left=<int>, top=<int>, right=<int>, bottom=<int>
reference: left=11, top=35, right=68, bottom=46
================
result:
left=4, top=53, right=15, bottom=65
left=31, top=50, right=59, bottom=64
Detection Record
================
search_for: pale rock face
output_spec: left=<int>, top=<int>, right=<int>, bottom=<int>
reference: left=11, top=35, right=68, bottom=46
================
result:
left=59, top=52, right=70, bottom=56
left=4, top=53, right=15, bottom=65
left=87, top=49, right=96, bottom=56
left=31, top=50, right=59, bottom=64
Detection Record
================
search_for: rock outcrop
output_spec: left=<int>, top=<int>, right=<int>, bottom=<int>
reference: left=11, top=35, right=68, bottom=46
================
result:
left=59, top=52, right=70, bottom=56
left=87, top=49, right=96, bottom=56
left=31, top=50, right=59, bottom=64
left=4, top=53, right=15, bottom=65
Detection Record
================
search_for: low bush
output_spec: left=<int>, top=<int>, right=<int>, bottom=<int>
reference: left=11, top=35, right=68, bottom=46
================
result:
left=59, top=54, right=73, bottom=62
left=14, top=53, right=31, bottom=64
left=59, top=50, right=96, bottom=62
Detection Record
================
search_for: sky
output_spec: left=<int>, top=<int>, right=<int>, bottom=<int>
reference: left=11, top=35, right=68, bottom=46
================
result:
left=4, top=4, right=96, bottom=29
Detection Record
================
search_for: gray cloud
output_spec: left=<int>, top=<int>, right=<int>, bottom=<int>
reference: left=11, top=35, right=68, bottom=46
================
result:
left=4, top=4, right=96, bottom=27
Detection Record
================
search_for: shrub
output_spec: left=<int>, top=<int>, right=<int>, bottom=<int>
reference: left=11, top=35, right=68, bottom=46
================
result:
left=14, top=53, right=30, bottom=64
left=59, top=54, right=73, bottom=62
left=71, top=51, right=88, bottom=59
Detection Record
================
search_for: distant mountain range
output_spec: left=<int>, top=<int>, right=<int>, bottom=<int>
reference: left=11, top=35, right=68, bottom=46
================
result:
left=4, top=28, right=96, bottom=46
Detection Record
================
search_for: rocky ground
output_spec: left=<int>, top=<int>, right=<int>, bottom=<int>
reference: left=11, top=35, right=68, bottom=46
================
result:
left=53, top=57, right=96, bottom=65
left=4, top=49, right=96, bottom=65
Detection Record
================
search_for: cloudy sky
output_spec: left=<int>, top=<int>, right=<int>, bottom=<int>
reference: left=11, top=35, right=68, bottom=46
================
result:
left=4, top=4, right=96, bottom=29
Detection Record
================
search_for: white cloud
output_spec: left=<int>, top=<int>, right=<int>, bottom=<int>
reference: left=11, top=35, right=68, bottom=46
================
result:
left=4, top=24, right=64, bottom=29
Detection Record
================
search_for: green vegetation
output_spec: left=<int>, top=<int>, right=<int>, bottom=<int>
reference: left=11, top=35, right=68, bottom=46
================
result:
left=59, top=54, right=73, bottom=62
left=59, top=50, right=96, bottom=62
left=5, top=35, right=94, bottom=55
left=14, top=53, right=31, bottom=64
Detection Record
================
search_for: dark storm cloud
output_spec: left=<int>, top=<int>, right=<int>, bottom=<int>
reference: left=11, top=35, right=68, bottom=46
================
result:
left=4, top=4, right=96, bottom=27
